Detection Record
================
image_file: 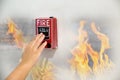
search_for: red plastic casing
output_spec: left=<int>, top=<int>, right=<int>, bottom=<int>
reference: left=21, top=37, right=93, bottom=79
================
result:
left=35, top=17, right=58, bottom=49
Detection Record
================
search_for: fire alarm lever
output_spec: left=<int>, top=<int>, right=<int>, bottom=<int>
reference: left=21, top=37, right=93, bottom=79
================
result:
left=35, top=17, right=58, bottom=49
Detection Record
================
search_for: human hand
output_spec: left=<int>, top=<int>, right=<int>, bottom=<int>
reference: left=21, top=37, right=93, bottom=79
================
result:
left=20, top=33, right=47, bottom=67
left=6, top=33, right=47, bottom=80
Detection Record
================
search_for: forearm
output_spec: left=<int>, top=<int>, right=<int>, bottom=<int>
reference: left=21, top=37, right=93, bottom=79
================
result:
left=6, top=62, right=33, bottom=80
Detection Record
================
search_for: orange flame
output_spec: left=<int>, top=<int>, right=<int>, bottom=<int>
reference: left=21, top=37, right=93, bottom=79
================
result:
left=70, top=21, right=113, bottom=80
left=7, top=19, right=24, bottom=48
left=31, top=58, right=55, bottom=80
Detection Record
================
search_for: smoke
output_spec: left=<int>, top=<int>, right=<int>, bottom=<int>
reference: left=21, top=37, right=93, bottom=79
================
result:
left=0, top=0, right=120, bottom=80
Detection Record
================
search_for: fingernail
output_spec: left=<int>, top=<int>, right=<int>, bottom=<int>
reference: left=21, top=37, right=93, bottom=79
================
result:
left=44, top=41, right=47, bottom=45
left=40, top=33, right=43, bottom=35
left=42, top=34, right=45, bottom=37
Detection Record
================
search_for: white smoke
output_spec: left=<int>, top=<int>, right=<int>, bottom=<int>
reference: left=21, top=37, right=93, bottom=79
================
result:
left=0, top=0, right=120, bottom=80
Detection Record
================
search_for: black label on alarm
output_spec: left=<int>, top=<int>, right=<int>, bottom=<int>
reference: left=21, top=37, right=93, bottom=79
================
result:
left=38, top=27, right=49, bottom=39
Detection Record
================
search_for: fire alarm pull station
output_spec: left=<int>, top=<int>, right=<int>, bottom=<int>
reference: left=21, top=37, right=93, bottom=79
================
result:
left=35, top=17, right=58, bottom=49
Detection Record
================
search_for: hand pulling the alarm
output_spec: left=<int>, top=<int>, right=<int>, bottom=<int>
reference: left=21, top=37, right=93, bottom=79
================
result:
left=20, top=33, right=47, bottom=67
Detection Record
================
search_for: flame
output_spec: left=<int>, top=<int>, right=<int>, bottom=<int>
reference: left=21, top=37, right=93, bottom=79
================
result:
left=7, top=19, right=24, bottom=48
left=70, top=21, right=113, bottom=80
left=31, top=58, right=55, bottom=80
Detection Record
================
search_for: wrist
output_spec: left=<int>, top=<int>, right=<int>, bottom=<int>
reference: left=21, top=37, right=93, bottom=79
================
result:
left=19, top=61, right=33, bottom=70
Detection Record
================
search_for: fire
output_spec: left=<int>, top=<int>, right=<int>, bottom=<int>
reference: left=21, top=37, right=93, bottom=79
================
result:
left=70, top=21, right=113, bottom=79
left=7, top=19, right=24, bottom=48
left=31, top=58, right=55, bottom=80
left=7, top=19, right=55, bottom=80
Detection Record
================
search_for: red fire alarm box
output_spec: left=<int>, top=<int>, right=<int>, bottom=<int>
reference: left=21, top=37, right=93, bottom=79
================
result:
left=35, top=17, right=58, bottom=49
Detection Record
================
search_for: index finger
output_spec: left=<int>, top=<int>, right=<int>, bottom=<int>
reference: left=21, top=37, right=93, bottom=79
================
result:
left=29, top=33, right=43, bottom=47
